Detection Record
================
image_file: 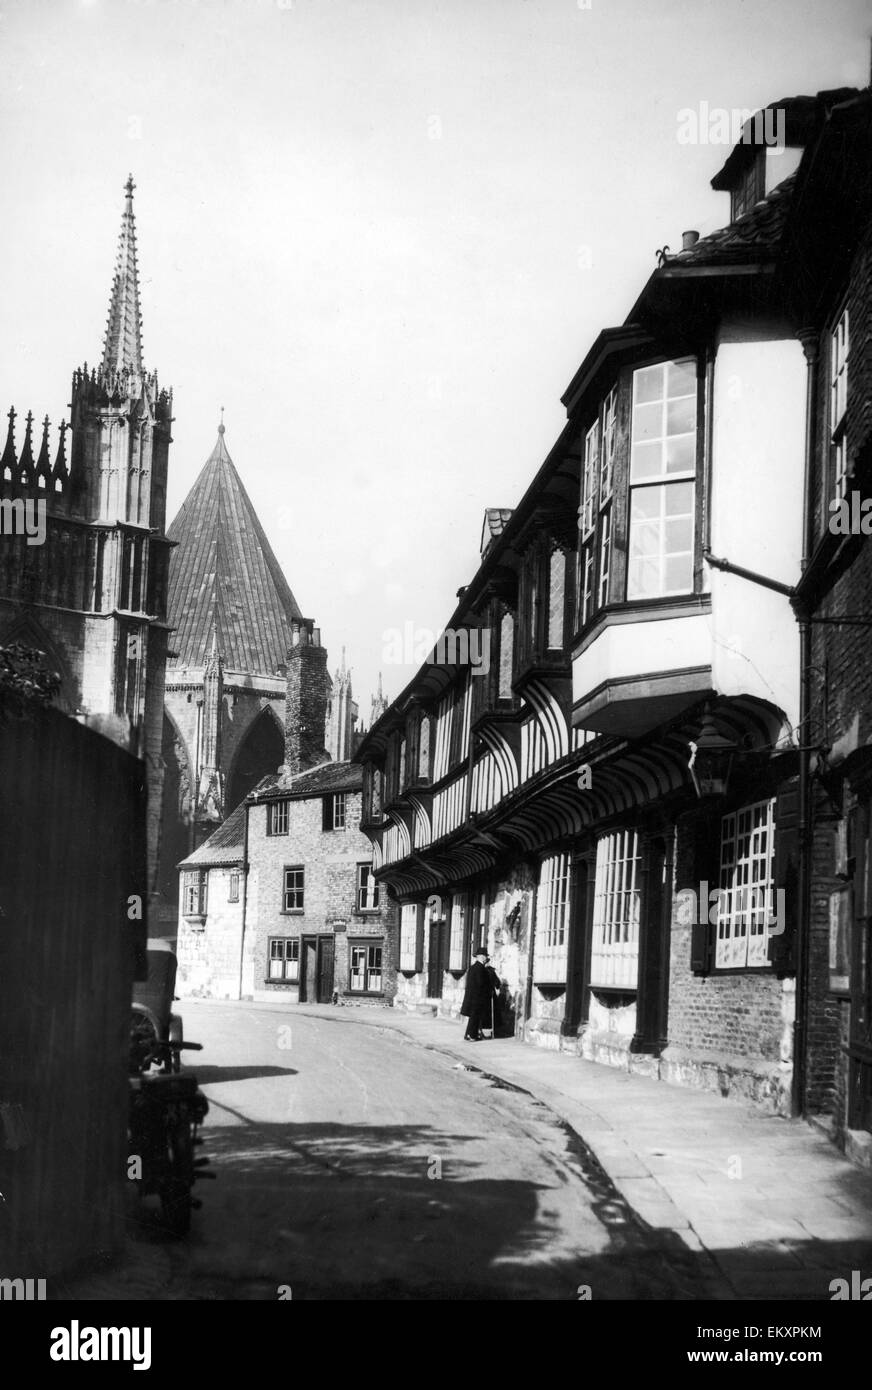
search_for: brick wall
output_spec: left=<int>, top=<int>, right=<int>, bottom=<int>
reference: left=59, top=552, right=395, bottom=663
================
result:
left=806, top=212, right=872, bottom=1143
left=663, top=818, right=794, bottom=1113
left=285, top=630, right=328, bottom=774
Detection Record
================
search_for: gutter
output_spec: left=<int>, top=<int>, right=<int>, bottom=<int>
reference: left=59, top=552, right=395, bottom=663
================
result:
left=238, top=798, right=250, bottom=1001
left=792, top=332, right=819, bottom=1117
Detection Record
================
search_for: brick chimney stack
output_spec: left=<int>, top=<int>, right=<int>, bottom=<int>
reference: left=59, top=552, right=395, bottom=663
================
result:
left=285, top=618, right=329, bottom=775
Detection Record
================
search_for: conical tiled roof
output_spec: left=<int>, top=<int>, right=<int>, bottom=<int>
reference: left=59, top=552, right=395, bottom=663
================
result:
left=166, top=425, right=303, bottom=675
left=102, top=175, right=144, bottom=374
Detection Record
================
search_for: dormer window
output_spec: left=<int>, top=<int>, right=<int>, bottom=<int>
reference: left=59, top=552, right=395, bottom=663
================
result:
left=730, top=152, right=764, bottom=222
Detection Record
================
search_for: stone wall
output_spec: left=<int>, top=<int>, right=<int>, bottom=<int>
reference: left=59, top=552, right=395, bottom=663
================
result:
left=245, top=789, right=396, bottom=1005
left=176, top=865, right=245, bottom=1000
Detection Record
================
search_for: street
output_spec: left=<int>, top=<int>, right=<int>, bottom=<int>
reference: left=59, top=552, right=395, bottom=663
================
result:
left=59, top=1001, right=713, bottom=1301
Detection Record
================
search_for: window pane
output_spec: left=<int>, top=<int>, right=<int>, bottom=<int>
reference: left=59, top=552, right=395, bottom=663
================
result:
left=634, top=363, right=665, bottom=403
left=665, top=433, right=695, bottom=474
left=665, top=516, right=693, bottom=551
left=591, top=830, right=641, bottom=988
left=630, top=440, right=662, bottom=480
left=664, top=480, right=694, bottom=516
left=667, top=359, right=697, bottom=398
left=632, top=359, right=697, bottom=482
left=667, top=394, right=696, bottom=436
left=665, top=554, right=693, bottom=591
left=632, top=400, right=662, bottom=441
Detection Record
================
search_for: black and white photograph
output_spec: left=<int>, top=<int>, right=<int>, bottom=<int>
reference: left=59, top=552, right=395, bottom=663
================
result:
left=1, top=0, right=871, bottom=1359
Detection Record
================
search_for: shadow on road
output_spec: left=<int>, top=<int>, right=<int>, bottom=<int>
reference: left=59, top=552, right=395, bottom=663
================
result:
left=186, top=1065, right=297, bottom=1085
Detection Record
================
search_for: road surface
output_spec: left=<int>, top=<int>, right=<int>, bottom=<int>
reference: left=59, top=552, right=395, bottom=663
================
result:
left=61, top=1001, right=710, bottom=1300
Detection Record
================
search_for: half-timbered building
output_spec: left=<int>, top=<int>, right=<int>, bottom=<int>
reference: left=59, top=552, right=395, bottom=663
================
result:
left=355, top=89, right=864, bottom=1119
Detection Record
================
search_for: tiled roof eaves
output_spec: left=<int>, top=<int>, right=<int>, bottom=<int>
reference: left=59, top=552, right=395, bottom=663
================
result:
left=249, top=762, right=363, bottom=801
left=177, top=850, right=244, bottom=869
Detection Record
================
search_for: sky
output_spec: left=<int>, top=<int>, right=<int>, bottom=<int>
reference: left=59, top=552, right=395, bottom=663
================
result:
left=0, top=0, right=869, bottom=717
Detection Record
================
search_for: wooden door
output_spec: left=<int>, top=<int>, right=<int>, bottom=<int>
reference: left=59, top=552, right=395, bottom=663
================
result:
left=301, top=937, right=317, bottom=1003
left=427, top=916, right=445, bottom=998
left=317, top=936, right=335, bottom=1003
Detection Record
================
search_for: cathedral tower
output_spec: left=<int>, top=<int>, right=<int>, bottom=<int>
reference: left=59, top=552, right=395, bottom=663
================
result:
left=0, top=176, right=173, bottom=895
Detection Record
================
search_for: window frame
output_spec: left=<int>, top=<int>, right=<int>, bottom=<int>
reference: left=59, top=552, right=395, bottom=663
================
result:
left=713, top=797, right=776, bottom=974
left=267, top=800, right=290, bottom=836
left=590, top=829, right=641, bottom=990
left=183, top=870, right=207, bottom=919
left=348, top=939, right=384, bottom=994
left=829, top=301, right=850, bottom=506
left=532, top=852, right=571, bottom=984
left=730, top=153, right=764, bottom=222
left=228, top=871, right=240, bottom=903
left=448, top=892, right=472, bottom=973
left=399, top=902, right=424, bottom=972
left=267, top=936, right=300, bottom=983
left=282, top=864, right=305, bottom=914
left=356, top=863, right=380, bottom=914
left=626, top=357, right=698, bottom=603
left=323, top=792, right=348, bottom=831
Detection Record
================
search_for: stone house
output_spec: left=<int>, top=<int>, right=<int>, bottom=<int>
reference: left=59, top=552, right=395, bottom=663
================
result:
left=176, top=623, right=397, bottom=1003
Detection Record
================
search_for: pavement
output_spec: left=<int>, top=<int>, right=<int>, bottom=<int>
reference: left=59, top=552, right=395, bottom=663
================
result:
left=314, top=999, right=872, bottom=1300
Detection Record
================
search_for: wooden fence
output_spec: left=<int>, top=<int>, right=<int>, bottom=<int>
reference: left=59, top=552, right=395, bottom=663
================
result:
left=0, top=706, right=146, bottom=1278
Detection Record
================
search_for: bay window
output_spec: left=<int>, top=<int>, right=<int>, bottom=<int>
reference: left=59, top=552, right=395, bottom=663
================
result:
left=627, top=358, right=697, bottom=601
left=576, top=385, right=618, bottom=628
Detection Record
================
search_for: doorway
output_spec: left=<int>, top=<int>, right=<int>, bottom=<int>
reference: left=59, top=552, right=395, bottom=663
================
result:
left=427, top=914, right=446, bottom=998
left=300, top=935, right=335, bottom=1003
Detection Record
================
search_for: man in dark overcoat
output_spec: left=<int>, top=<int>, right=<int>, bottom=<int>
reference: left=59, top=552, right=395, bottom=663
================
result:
left=460, top=947, right=491, bottom=1041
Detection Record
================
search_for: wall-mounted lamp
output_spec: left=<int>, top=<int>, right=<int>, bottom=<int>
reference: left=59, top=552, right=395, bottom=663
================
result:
left=688, top=704, right=737, bottom=800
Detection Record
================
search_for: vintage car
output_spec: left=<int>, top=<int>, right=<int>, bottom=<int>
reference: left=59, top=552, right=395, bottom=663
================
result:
left=128, top=938, right=211, bottom=1235
left=129, top=937, right=185, bottom=1075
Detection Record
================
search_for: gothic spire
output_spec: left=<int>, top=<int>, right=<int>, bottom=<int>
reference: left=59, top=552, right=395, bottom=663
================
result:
left=101, top=175, right=143, bottom=375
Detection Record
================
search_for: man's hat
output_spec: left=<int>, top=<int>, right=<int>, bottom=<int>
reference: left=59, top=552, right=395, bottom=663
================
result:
left=473, top=945, right=488, bottom=958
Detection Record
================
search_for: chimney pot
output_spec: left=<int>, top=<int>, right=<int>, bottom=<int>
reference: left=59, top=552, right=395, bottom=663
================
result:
left=682, top=229, right=700, bottom=250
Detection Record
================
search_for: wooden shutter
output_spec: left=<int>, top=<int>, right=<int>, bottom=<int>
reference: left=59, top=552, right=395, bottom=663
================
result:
left=769, top=780, right=800, bottom=975
left=415, top=904, right=425, bottom=974
left=681, top=810, right=719, bottom=976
